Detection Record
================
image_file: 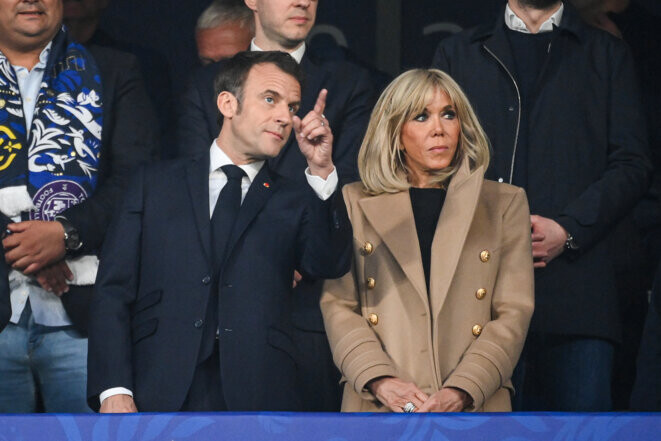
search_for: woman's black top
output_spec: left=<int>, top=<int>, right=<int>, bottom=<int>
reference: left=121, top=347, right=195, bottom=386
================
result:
left=409, top=187, right=447, bottom=293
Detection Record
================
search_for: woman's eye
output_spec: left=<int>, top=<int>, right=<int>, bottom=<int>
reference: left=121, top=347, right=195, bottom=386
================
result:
left=413, top=113, right=428, bottom=122
left=442, top=110, right=457, bottom=119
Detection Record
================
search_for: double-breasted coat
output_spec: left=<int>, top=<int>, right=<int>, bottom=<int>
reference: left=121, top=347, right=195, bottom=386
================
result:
left=321, top=159, right=535, bottom=411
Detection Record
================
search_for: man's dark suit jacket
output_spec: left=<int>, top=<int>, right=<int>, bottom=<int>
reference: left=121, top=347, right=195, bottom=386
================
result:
left=0, top=44, right=157, bottom=335
left=432, top=4, right=651, bottom=343
left=175, top=48, right=374, bottom=410
left=86, top=155, right=352, bottom=412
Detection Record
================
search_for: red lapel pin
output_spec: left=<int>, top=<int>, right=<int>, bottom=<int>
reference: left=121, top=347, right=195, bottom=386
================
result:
left=263, top=182, right=270, bottom=188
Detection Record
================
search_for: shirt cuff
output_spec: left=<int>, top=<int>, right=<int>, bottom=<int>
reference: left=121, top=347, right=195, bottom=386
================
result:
left=304, top=167, right=338, bottom=201
left=100, top=387, right=134, bottom=406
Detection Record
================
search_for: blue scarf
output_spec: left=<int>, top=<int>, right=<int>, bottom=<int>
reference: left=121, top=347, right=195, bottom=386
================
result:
left=0, top=28, right=103, bottom=220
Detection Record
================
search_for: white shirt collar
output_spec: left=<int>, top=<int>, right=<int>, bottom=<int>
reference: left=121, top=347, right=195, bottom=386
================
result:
left=1, top=41, right=52, bottom=71
left=209, top=140, right=264, bottom=183
left=505, top=2, right=564, bottom=34
left=250, top=38, right=306, bottom=64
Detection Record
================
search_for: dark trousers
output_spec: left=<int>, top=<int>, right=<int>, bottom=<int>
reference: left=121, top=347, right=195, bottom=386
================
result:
left=512, top=334, right=614, bottom=411
left=181, top=344, right=227, bottom=412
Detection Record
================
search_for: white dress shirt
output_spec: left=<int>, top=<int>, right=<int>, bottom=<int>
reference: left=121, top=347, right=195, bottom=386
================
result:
left=100, top=142, right=338, bottom=405
left=505, top=2, right=564, bottom=34
left=250, top=39, right=306, bottom=64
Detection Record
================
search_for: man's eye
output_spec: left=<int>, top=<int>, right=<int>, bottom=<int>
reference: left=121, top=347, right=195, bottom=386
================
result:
left=288, top=106, right=297, bottom=113
left=413, top=113, right=428, bottom=122
left=442, top=110, right=457, bottom=119
left=265, top=96, right=274, bottom=104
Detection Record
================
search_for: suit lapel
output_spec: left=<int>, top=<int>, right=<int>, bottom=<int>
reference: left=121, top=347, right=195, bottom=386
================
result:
left=224, top=164, right=277, bottom=261
left=359, top=191, right=428, bottom=305
left=429, top=160, right=484, bottom=317
left=186, top=155, right=213, bottom=268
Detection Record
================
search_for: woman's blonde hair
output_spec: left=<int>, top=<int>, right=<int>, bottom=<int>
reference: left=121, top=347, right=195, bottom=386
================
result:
left=358, top=68, right=490, bottom=195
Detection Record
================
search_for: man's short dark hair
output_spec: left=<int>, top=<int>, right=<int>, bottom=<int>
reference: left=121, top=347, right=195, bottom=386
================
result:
left=213, top=51, right=305, bottom=105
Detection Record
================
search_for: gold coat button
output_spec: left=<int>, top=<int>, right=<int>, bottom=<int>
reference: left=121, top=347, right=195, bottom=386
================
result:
left=476, top=288, right=487, bottom=300
left=472, top=324, right=483, bottom=337
left=366, top=277, right=376, bottom=289
left=480, top=250, right=491, bottom=262
left=368, top=313, right=379, bottom=326
left=361, top=242, right=374, bottom=256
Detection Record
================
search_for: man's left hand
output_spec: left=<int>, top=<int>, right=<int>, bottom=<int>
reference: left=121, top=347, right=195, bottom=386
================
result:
left=530, top=215, right=567, bottom=268
left=417, top=387, right=472, bottom=413
left=293, top=88, right=334, bottom=180
left=2, top=221, right=66, bottom=274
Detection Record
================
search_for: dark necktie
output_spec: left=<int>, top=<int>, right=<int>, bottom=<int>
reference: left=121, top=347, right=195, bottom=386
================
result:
left=211, top=164, right=246, bottom=271
left=199, top=164, right=246, bottom=364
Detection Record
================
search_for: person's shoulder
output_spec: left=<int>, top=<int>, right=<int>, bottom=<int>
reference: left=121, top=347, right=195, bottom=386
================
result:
left=437, top=22, right=494, bottom=51
left=141, top=156, right=197, bottom=180
left=341, top=181, right=376, bottom=202
left=481, top=179, right=527, bottom=208
left=86, top=44, right=139, bottom=70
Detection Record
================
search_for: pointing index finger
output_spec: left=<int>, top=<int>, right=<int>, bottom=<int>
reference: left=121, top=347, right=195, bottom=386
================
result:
left=314, top=88, right=327, bottom=115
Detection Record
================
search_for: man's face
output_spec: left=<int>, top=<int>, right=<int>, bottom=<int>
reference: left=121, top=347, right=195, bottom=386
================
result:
left=196, top=22, right=253, bottom=65
left=62, top=0, right=108, bottom=21
left=247, top=0, right=317, bottom=50
left=0, top=0, right=63, bottom=51
left=226, top=63, right=301, bottom=161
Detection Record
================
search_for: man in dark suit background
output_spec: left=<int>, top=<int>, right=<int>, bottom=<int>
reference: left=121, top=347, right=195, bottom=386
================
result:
left=433, top=0, right=651, bottom=411
left=176, top=0, right=375, bottom=411
left=0, top=0, right=156, bottom=413
left=87, top=51, right=352, bottom=412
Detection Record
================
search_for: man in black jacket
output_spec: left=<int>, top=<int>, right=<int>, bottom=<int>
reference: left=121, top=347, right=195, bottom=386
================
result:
left=0, top=0, right=156, bottom=412
left=176, top=0, right=375, bottom=411
left=433, top=0, right=650, bottom=411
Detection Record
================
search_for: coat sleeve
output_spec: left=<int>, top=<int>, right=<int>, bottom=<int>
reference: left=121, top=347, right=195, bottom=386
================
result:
left=175, top=65, right=219, bottom=158
left=328, top=66, right=374, bottom=183
left=297, top=184, right=353, bottom=280
left=443, top=188, right=535, bottom=410
left=86, top=166, right=145, bottom=411
left=555, top=38, right=651, bottom=252
left=62, top=51, right=156, bottom=254
left=320, top=186, right=398, bottom=400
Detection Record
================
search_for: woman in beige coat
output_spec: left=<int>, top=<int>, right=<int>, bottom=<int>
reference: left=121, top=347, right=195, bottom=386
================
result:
left=320, top=69, right=534, bottom=413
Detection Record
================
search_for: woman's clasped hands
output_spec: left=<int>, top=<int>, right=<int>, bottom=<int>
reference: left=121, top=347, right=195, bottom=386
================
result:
left=368, top=376, right=473, bottom=413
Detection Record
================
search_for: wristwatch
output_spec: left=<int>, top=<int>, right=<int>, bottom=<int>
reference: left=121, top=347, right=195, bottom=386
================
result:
left=55, top=216, right=83, bottom=253
left=564, top=232, right=579, bottom=251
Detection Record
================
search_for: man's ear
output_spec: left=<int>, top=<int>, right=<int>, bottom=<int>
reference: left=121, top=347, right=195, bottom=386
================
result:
left=217, top=91, right=238, bottom=119
left=244, top=0, right=257, bottom=12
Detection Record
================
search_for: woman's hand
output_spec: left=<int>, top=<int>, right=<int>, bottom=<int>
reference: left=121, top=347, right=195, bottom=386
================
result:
left=417, top=387, right=472, bottom=412
left=367, top=376, right=429, bottom=412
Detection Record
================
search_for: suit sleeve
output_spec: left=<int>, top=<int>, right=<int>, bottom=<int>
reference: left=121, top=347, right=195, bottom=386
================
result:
left=176, top=67, right=218, bottom=158
left=86, top=166, right=145, bottom=411
left=297, top=184, right=353, bottom=280
left=329, top=67, right=375, bottom=183
left=320, top=186, right=397, bottom=400
left=62, top=52, right=156, bottom=254
left=443, top=188, right=534, bottom=410
left=555, top=39, right=651, bottom=252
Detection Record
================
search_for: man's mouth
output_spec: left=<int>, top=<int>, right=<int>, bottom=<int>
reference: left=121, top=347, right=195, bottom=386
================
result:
left=266, top=131, right=284, bottom=141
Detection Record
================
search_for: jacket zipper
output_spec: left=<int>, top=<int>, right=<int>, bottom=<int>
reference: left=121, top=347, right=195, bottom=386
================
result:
left=482, top=44, right=521, bottom=185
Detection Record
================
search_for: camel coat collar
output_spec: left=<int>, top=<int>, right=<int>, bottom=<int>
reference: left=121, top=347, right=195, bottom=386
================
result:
left=358, top=158, right=485, bottom=318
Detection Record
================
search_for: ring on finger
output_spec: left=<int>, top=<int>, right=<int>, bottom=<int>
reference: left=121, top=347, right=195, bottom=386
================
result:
left=403, top=402, right=416, bottom=413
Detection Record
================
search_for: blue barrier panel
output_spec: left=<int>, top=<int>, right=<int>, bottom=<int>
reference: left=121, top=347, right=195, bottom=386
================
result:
left=1, top=412, right=660, bottom=441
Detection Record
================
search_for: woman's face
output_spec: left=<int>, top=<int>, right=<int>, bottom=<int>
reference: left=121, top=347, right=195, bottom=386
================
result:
left=400, top=88, right=460, bottom=187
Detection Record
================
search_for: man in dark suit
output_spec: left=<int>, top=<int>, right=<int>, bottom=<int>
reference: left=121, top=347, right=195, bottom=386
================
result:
left=432, top=0, right=651, bottom=410
left=87, top=51, right=352, bottom=412
left=0, top=0, right=156, bottom=413
left=176, top=0, right=374, bottom=411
